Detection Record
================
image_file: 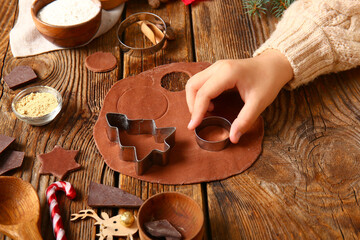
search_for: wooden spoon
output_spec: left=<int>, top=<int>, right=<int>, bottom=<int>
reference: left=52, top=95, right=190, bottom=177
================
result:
left=0, top=176, right=42, bottom=240
left=138, top=20, right=165, bottom=44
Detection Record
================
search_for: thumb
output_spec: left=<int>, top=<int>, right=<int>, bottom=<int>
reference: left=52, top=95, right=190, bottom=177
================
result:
left=229, top=100, right=262, bottom=144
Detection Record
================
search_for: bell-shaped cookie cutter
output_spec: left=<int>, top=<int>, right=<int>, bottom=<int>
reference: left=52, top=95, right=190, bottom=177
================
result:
left=105, top=113, right=176, bottom=175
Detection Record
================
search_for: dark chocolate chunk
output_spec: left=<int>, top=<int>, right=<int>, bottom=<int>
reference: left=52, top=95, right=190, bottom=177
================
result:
left=85, top=52, right=117, bottom=73
left=88, top=182, right=143, bottom=208
left=0, top=134, right=15, bottom=155
left=4, top=66, right=37, bottom=89
left=144, top=219, right=182, bottom=239
left=0, top=150, right=25, bottom=175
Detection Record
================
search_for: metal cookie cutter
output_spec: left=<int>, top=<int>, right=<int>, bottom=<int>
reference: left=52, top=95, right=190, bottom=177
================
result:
left=105, top=113, right=176, bottom=175
left=195, top=116, right=231, bottom=151
left=117, top=12, right=167, bottom=57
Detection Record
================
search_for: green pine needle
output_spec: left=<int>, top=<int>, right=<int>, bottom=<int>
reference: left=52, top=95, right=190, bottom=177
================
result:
left=243, top=0, right=269, bottom=17
left=243, top=0, right=295, bottom=18
left=271, top=0, right=295, bottom=17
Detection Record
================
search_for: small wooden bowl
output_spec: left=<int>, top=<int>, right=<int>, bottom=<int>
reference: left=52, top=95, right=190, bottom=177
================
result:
left=137, top=192, right=204, bottom=240
left=31, top=0, right=102, bottom=48
left=100, top=0, right=126, bottom=10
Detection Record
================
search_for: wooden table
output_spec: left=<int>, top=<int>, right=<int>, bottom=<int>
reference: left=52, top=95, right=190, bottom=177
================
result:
left=1, top=0, right=360, bottom=239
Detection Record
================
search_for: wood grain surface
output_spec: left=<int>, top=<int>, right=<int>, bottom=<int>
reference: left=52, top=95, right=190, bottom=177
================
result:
left=191, top=1, right=360, bottom=239
left=1, top=0, right=360, bottom=239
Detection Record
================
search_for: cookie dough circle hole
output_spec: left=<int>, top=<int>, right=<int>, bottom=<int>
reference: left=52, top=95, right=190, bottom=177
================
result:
left=161, top=72, right=190, bottom=92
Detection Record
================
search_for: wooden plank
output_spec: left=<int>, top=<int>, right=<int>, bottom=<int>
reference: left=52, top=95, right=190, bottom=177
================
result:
left=0, top=0, right=17, bottom=79
left=0, top=1, right=18, bottom=239
left=191, top=2, right=265, bottom=238
left=192, top=0, right=360, bottom=239
left=191, top=0, right=260, bottom=61
left=120, top=0, right=205, bottom=239
left=0, top=8, right=121, bottom=240
left=0, top=1, right=205, bottom=240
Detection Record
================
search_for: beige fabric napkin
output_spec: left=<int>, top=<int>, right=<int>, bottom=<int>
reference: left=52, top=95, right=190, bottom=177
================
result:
left=10, top=0, right=124, bottom=58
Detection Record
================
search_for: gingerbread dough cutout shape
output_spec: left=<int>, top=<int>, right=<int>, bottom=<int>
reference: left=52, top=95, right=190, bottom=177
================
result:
left=85, top=52, right=117, bottom=73
left=93, top=62, right=264, bottom=184
left=38, top=146, right=81, bottom=179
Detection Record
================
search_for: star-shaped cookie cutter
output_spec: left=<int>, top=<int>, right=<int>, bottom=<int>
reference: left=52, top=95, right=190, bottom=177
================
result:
left=105, top=113, right=176, bottom=175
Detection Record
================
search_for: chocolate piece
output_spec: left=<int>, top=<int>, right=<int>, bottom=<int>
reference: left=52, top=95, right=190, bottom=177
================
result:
left=38, top=146, right=81, bottom=179
left=85, top=52, right=117, bottom=73
left=93, top=62, right=264, bottom=184
left=144, top=219, right=182, bottom=239
left=0, top=150, right=25, bottom=175
left=0, top=135, right=15, bottom=155
left=88, top=182, right=143, bottom=208
left=4, top=65, right=37, bottom=89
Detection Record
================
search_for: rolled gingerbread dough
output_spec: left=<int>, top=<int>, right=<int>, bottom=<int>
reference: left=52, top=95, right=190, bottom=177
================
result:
left=93, top=62, right=264, bottom=184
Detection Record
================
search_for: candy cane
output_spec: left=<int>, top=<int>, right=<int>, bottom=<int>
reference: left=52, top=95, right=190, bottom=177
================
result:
left=46, top=181, right=76, bottom=240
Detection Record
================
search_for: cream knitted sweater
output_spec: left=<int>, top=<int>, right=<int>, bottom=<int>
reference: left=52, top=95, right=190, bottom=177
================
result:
left=253, top=0, right=360, bottom=89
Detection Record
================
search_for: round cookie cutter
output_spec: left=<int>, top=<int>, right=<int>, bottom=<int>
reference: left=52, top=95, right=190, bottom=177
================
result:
left=195, top=116, right=231, bottom=151
left=117, top=12, right=167, bottom=57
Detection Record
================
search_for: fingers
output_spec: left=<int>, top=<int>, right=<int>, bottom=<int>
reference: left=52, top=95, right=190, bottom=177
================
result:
left=229, top=99, right=263, bottom=144
left=187, top=74, right=235, bottom=130
left=207, top=102, right=214, bottom=112
left=187, top=101, right=214, bottom=130
left=185, top=66, right=215, bottom=114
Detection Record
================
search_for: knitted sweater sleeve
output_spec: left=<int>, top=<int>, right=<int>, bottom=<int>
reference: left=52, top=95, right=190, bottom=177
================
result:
left=253, top=0, right=360, bottom=89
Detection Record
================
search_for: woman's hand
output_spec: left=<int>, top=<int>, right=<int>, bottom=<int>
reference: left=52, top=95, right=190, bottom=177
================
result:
left=185, top=49, right=293, bottom=143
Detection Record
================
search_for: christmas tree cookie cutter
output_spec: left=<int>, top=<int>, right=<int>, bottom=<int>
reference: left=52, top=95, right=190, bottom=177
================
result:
left=105, top=113, right=176, bottom=175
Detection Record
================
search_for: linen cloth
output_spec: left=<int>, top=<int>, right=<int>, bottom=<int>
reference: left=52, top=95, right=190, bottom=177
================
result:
left=10, top=0, right=124, bottom=58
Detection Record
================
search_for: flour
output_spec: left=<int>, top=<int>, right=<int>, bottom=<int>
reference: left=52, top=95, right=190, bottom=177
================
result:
left=37, top=0, right=100, bottom=26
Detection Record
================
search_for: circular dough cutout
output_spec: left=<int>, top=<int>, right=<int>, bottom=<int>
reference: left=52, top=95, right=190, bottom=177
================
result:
left=117, top=87, right=168, bottom=120
left=85, top=52, right=117, bottom=72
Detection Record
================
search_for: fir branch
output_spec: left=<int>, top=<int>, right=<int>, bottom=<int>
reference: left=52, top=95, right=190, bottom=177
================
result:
left=271, top=0, right=295, bottom=17
left=243, top=0, right=296, bottom=18
left=243, top=0, right=269, bottom=17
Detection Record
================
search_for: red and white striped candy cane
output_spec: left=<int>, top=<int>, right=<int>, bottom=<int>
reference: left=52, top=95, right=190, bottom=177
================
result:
left=46, top=181, right=76, bottom=240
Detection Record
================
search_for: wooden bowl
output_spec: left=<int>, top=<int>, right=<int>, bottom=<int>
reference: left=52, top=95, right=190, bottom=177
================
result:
left=31, top=0, right=102, bottom=48
left=137, top=192, right=204, bottom=240
left=0, top=176, right=42, bottom=240
left=100, top=0, right=126, bottom=10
